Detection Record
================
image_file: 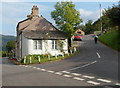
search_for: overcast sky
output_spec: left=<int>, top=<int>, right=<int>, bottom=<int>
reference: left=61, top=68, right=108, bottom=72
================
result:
left=0, top=0, right=118, bottom=36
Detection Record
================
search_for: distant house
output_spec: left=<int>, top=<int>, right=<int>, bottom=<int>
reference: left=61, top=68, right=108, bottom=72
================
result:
left=16, top=6, right=68, bottom=59
left=75, top=29, right=85, bottom=35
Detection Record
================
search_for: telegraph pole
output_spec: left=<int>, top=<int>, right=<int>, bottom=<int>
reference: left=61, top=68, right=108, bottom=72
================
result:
left=100, top=4, right=102, bottom=33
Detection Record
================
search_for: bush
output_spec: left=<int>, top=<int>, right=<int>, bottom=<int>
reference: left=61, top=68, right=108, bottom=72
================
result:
left=2, top=51, right=8, bottom=57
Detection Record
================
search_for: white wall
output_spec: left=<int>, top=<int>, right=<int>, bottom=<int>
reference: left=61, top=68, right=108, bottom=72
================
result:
left=21, top=35, right=68, bottom=58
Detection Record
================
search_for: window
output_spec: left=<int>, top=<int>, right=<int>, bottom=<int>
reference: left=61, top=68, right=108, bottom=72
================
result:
left=52, top=40, right=58, bottom=50
left=34, top=40, right=42, bottom=50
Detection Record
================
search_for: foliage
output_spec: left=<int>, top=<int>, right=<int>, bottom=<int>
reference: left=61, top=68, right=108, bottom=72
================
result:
left=2, top=51, right=8, bottom=57
left=104, top=2, right=120, bottom=27
left=58, top=40, right=64, bottom=52
left=84, top=20, right=93, bottom=34
left=51, top=1, right=82, bottom=37
left=6, top=40, right=16, bottom=52
left=99, top=30, right=120, bottom=51
left=93, top=2, right=120, bottom=33
left=0, top=34, right=16, bottom=51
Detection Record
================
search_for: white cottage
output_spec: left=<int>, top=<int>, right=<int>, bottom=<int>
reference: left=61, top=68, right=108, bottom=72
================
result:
left=16, top=5, right=68, bottom=59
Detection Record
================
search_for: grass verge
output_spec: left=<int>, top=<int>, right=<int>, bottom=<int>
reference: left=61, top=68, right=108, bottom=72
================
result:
left=11, top=50, right=79, bottom=65
left=98, top=30, right=120, bottom=51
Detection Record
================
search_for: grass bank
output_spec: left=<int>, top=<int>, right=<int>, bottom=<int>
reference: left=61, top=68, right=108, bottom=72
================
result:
left=98, top=30, right=120, bottom=51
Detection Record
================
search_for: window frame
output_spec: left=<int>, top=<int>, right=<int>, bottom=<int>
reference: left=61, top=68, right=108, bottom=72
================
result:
left=34, top=40, right=42, bottom=50
left=52, top=40, right=58, bottom=50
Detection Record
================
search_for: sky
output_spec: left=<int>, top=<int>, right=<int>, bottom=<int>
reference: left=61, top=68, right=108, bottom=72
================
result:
left=0, top=0, right=118, bottom=36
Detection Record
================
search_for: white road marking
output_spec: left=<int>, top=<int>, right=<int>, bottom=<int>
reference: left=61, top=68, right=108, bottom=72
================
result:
left=97, top=79, right=111, bottom=83
left=73, top=77, right=85, bottom=81
left=24, top=66, right=28, bottom=67
left=47, top=70, right=55, bottom=73
left=115, top=83, right=120, bottom=86
left=41, top=69, right=46, bottom=71
left=63, top=74, right=72, bottom=78
left=87, top=81, right=100, bottom=85
left=82, top=75, right=95, bottom=79
left=55, top=72, right=63, bottom=75
left=33, top=67, right=37, bottom=69
left=36, top=68, right=40, bottom=70
left=62, top=71, right=70, bottom=74
left=66, top=60, right=97, bottom=71
left=71, top=73, right=81, bottom=76
left=96, top=52, right=101, bottom=58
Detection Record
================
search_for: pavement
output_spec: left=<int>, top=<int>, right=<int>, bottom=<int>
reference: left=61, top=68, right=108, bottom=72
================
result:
left=1, top=34, right=120, bottom=87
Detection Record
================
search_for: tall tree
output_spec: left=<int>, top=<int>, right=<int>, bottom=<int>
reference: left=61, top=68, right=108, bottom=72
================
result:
left=51, top=1, right=82, bottom=37
left=104, top=2, right=120, bottom=29
left=85, top=20, right=93, bottom=34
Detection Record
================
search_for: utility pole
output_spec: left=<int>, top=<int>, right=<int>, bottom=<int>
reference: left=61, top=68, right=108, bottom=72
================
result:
left=100, top=4, right=102, bottom=33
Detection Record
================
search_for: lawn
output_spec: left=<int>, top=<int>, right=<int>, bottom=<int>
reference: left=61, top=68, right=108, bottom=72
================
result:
left=98, top=30, right=120, bottom=51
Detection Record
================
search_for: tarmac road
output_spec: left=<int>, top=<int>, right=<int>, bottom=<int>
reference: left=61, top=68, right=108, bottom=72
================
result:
left=2, top=34, right=120, bottom=87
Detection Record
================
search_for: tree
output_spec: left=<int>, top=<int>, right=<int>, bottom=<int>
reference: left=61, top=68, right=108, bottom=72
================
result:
left=85, top=20, right=93, bottom=34
left=6, top=40, right=16, bottom=57
left=104, top=2, right=120, bottom=29
left=51, top=1, right=82, bottom=37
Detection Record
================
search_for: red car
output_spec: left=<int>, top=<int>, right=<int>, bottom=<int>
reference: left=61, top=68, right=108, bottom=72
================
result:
left=74, top=34, right=83, bottom=41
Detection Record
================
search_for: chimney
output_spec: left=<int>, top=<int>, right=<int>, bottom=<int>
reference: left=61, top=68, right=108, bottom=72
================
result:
left=31, top=5, right=39, bottom=17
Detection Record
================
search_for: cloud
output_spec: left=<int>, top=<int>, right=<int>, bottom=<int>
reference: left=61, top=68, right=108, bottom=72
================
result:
left=79, top=9, right=104, bottom=24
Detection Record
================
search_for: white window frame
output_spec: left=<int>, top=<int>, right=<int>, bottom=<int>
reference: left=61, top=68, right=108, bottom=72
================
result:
left=52, top=40, right=58, bottom=50
left=34, top=40, right=42, bottom=50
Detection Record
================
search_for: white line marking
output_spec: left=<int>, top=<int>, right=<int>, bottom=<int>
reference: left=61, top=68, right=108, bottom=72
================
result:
left=55, top=72, right=63, bottom=75
left=24, top=66, right=29, bottom=67
left=66, top=61, right=97, bottom=71
left=82, top=75, right=95, bottom=79
left=41, top=69, right=46, bottom=71
left=33, top=67, right=37, bottom=68
left=97, top=79, right=111, bottom=83
left=96, top=52, right=101, bottom=58
left=73, top=77, right=85, bottom=81
left=62, top=71, right=70, bottom=74
left=47, top=70, right=55, bottom=73
left=115, top=83, right=120, bottom=86
left=36, top=68, right=40, bottom=70
left=63, top=74, right=72, bottom=78
left=87, top=81, right=100, bottom=85
left=71, top=73, right=81, bottom=76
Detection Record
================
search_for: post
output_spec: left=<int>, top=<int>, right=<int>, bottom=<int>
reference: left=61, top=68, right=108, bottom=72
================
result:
left=30, top=57, right=32, bottom=63
left=100, top=4, right=102, bottom=33
left=55, top=53, right=57, bottom=59
left=24, top=56, right=26, bottom=64
left=70, top=49, right=72, bottom=54
left=48, top=55, right=50, bottom=61
left=38, top=56, right=41, bottom=63
left=62, top=53, right=64, bottom=57
left=74, top=47, right=76, bottom=52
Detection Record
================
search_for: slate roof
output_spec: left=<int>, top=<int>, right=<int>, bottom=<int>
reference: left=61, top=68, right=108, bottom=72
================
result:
left=17, top=16, right=68, bottom=39
left=23, top=30, right=68, bottom=39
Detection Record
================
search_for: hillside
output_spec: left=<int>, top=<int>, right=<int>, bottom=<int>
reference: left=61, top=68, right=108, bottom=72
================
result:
left=0, top=34, right=16, bottom=51
left=98, top=30, right=120, bottom=51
